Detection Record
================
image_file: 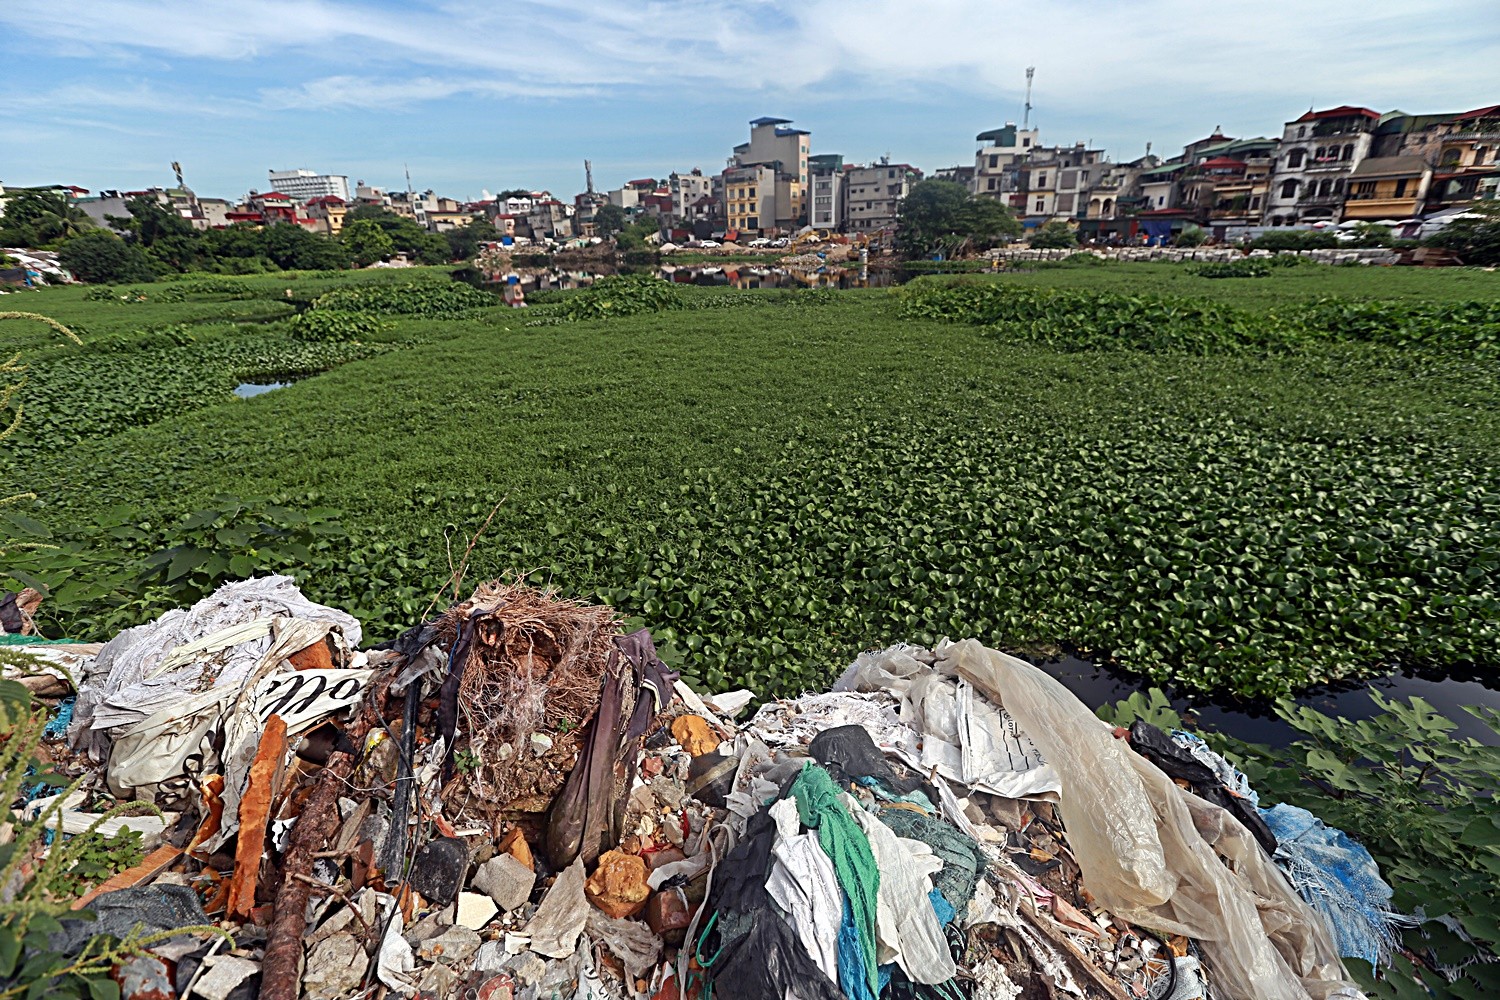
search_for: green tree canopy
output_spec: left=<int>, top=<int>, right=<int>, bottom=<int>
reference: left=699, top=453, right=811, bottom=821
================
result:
left=895, top=180, right=1021, bottom=259
left=0, top=190, right=96, bottom=246
left=342, top=206, right=448, bottom=263
left=341, top=219, right=397, bottom=267
left=447, top=219, right=501, bottom=260
left=57, top=230, right=157, bottom=283
left=593, top=203, right=627, bottom=237
left=1029, top=220, right=1078, bottom=249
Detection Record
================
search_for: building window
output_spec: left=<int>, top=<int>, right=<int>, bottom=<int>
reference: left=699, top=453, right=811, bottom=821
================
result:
left=1157, top=196, right=1164, bottom=206
left=747, top=217, right=757, bottom=229
left=1353, top=181, right=1376, bottom=198
left=989, top=155, right=999, bottom=168
left=1022, top=137, right=1031, bottom=147
left=1341, top=144, right=1354, bottom=161
left=1394, top=178, right=1409, bottom=198
left=1287, top=149, right=1305, bottom=169
left=1035, top=198, right=1045, bottom=212
left=1318, top=179, right=1332, bottom=197
left=987, top=178, right=997, bottom=190
left=1037, top=174, right=1047, bottom=186
left=1250, top=196, right=1261, bottom=209
left=1281, top=179, right=1297, bottom=199
left=1297, top=126, right=1306, bottom=138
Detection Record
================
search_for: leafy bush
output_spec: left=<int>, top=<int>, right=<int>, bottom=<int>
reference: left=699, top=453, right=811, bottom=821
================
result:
left=1174, top=225, right=1207, bottom=248
left=1251, top=230, right=1340, bottom=251
left=288, top=309, right=387, bottom=343
left=1188, top=260, right=1272, bottom=279
left=1028, top=221, right=1077, bottom=249
left=558, top=274, right=682, bottom=320
left=312, top=279, right=497, bottom=317
left=898, top=281, right=1500, bottom=356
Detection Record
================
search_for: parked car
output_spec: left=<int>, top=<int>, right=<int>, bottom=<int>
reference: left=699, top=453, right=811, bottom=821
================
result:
left=699, top=240, right=720, bottom=248
left=770, top=238, right=789, bottom=248
left=748, top=238, right=771, bottom=247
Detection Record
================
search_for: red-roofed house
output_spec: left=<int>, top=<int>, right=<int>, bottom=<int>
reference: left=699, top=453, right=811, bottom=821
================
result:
left=304, top=195, right=348, bottom=235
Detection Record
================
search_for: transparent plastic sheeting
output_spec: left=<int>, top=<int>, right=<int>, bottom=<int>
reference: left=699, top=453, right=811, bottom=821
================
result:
left=943, top=639, right=1362, bottom=1000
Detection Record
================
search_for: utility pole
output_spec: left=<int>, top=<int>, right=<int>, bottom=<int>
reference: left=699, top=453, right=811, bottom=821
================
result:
left=585, top=159, right=595, bottom=196
left=1023, top=66, right=1035, bottom=129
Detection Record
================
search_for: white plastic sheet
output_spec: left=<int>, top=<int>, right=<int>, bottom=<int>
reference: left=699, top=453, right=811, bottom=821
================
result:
left=945, top=639, right=1359, bottom=1000
left=71, top=576, right=362, bottom=754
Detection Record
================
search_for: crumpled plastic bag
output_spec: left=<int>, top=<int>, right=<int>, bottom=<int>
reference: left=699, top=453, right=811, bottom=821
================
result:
left=585, top=909, right=663, bottom=980
left=943, top=638, right=1361, bottom=1000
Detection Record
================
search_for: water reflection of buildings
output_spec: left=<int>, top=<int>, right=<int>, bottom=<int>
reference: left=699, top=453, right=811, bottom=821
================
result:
left=485, top=265, right=888, bottom=293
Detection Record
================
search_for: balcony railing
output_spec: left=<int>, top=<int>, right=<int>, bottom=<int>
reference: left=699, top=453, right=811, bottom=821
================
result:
left=1298, top=193, right=1344, bottom=206
left=1305, top=160, right=1353, bottom=172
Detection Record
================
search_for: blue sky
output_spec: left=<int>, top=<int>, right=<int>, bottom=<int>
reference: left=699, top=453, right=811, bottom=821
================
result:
left=3, top=0, right=1498, bottom=202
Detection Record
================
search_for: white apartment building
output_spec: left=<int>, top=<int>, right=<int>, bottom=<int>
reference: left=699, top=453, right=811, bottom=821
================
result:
left=668, top=170, right=712, bottom=221
left=268, top=169, right=351, bottom=204
left=808, top=154, right=844, bottom=230
left=1262, top=106, right=1380, bottom=226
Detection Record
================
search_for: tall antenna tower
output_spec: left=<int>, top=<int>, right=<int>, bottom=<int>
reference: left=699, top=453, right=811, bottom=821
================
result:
left=1023, top=66, right=1035, bottom=128
left=584, top=159, right=595, bottom=195
left=405, top=164, right=415, bottom=201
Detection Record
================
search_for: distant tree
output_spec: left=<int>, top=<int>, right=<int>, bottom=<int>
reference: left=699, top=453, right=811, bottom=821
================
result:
left=3, top=190, right=95, bottom=245
left=1029, top=220, right=1078, bottom=249
left=593, top=204, right=627, bottom=237
left=1425, top=204, right=1500, bottom=265
left=1174, top=225, right=1207, bottom=247
left=341, top=219, right=396, bottom=267
left=261, top=224, right=351, bottom=270
left=896, top=180, right=1021, bottom=258
left=498, top=188, right=533, bottom=199
left=446, top=219, right=500, bottom=260
left=343, top=206, right=446, bottom=262
left=57, top=230, right=157, bottom=283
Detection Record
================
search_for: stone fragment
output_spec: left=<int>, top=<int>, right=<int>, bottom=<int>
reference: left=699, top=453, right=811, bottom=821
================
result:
left=507, top=952, right=547, bottom=986
left=301, top=934, right=367, bottom=1000
left=417, top=962, right=459, bottom=997
left=644, top=846, right=686, bottom=873
left=418, top=925, right=482, bottom=965
left=456, top=891, right=499, bottom=929
left=670, top=715, right=720, bottom=757
left=473, top=853, right=536, bottom=912
left=473, top=939, right=509, bottom=973
left=584, top=850, right=650, bottom=919
left=409, top=836, right=468, bottom=906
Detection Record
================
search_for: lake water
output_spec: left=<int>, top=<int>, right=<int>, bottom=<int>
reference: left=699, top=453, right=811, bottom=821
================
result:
left=234, top=381, right=291, bottom=398
left=1032, top=655, right=1500, bottom=748
left=499, top=265, right=897, bottom=292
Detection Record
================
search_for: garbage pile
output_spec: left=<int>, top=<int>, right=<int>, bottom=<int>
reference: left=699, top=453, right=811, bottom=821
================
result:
left=5, top=576, right=1400, bottom=1000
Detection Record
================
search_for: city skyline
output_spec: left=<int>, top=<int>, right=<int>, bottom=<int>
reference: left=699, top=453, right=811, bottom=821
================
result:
left=4, top=0, right=1499, bottom=200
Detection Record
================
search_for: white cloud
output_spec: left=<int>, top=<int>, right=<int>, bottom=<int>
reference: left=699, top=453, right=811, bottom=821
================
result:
left=3, top=0, right=1497, bottom=132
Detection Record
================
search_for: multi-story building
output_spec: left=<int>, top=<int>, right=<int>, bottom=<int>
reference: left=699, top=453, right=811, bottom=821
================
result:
left=730, top=117, right=810, bottom=230
left=1018, top=143, right=1107, bottom=225
left=267, top=169, right=350, bottom=204
left=1342, top=156, right=1432, bottom=222
left=1262, top=106, right=1380, bottom=226
left=843, top=160, right=921, bottom=234
left=668, top=170, right=712, bottom=222
left=808, top=154, right=844, bottom=231
left=972, top=123, right=1038, bottom=203
left=304, top=195, right=348, bottom=235
left=525, top=199, right=575, bottom=241
left=721, top=164, right=776, bottom=234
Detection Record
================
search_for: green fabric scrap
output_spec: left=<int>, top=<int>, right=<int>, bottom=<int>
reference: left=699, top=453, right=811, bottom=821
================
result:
left=789, top=762, right=880, bottom=998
